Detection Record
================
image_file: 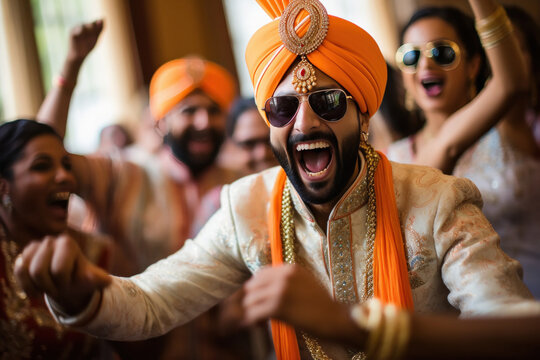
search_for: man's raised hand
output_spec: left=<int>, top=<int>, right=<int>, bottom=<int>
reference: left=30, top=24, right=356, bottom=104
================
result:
left=241, top=264, right=366, bottom=344
left=67, top=19, right=104, bottom=63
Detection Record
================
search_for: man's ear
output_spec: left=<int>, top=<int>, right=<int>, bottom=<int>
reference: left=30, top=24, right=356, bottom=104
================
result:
left=154, top=117, right=168, bottom=138
left=358, top=112, right=370, bottom=134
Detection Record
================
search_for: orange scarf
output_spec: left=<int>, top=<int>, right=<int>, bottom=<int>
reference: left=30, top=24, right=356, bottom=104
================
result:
left=267, top=152, right=414, bottom=360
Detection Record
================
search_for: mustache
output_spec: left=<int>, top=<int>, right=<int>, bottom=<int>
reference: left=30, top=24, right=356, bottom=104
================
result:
left=184, top=127, right=218, bottom=139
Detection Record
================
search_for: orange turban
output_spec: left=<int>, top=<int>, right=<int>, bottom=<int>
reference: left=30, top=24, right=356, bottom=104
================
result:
left=246, top=0, right=387, bottom=124
left=149, top=57, right=236, bottom=120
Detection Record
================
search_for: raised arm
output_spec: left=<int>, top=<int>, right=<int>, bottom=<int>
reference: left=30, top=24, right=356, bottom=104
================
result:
left=416, top=0, right=528, bottom=173
left=35, top=20, right=106, bottom=197
left=37, top=20, right=104, bottom=138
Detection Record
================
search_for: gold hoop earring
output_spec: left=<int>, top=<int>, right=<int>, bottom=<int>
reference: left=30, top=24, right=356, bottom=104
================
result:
left=361, top=131, right=369, bottom=143
left=2, top=194, right=12, bottom=214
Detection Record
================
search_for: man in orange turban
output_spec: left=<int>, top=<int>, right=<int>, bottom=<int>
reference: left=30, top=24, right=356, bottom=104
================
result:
left=150, top=56, right=237, bottom=175
left=37, top=47, right=239, bottom=269
left=238, top=0, right=538, bottom=358
left=17, top=1, right=540, bottom=360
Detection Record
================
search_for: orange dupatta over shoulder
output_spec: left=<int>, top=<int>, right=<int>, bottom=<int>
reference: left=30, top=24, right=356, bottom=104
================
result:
left=267, top=152, right=414, bottom=360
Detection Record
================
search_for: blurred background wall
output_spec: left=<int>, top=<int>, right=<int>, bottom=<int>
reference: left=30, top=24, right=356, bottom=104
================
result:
left=0, top=0, right=538, bottom=152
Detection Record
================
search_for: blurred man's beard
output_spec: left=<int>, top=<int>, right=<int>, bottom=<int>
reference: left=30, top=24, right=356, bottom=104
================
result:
left=164, top=129, right=224, bottom=175
left=271, top=130, right=359, bottom=205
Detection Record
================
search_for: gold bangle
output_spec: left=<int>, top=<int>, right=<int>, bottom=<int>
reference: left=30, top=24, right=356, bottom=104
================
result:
left=478, top=18, right=511, bottom=38
left=392, top=310, right=411, bottom=360
left=351, top=298, right=385, bottom=357
left=475, top=7, right=513, bottom=50
left=377, top=304, right=399, bottom=360
left=479, top=24, right=513, bottom=49
left=475, top=6, right=506, bottom=32
left=366, top=298, right=385, bottom=357
left=351, top=299, right=411, bottom=360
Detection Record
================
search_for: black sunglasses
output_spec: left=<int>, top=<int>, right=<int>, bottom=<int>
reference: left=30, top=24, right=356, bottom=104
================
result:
left=395, top=40, right=461, bottom=73
left=262, top=89, right=353, bottom=128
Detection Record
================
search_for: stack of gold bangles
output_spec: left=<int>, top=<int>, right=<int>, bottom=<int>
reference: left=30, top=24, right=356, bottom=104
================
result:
left=475, top=6, right=513, bottom=49
left=350, top=298, right=410, bottom=360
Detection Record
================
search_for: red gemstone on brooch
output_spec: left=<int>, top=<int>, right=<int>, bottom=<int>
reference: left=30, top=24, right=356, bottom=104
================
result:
left=300, top=68, right=306, bottom=77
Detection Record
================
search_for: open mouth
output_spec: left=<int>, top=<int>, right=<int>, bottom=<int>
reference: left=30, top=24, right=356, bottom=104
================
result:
left=190, top=131, right=212, bottom=142
left=187, top=131, right=217, bottom=154
left=47, top=191, right=70, bottom=210
left=295, top=140, right=334, bottom=178
left=188, top=139, right=213, bottom=151
left=421, top=77, right=444, bottom=97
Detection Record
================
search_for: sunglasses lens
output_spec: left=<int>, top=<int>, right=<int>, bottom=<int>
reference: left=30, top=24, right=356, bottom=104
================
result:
left=432, top=45, right=456, bottom=66
left=402, top=49, right=420, bottom=67
left=265, top=96, right=299, bottom=127
left=309, top=90, right=348, bottom=121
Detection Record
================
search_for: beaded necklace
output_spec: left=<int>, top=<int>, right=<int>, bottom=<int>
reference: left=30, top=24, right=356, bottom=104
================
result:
left=279, top=143, right=379, bottom=360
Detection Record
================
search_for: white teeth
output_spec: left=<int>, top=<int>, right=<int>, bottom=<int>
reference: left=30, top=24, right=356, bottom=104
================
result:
left=306, top=167, right=329, bottom=177
left=296, top=141, right=330, bottom=151
left=52, top=192, right=70, bottom=201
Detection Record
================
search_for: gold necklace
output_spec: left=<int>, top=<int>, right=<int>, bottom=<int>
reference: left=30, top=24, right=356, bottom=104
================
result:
left=280, top=143, right=379, bottom=360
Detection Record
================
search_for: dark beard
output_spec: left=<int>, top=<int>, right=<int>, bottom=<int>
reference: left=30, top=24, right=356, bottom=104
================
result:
left=271, top=130, right=360, bottom=205
left=164, top=128, right=224, bottom=176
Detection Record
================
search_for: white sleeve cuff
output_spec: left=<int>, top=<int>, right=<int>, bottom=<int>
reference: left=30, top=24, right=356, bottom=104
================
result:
left=45, top=290, right=102, bottom=327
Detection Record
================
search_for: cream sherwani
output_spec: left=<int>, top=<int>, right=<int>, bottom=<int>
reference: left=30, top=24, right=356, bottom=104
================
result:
left=52, top=161, right=539, bottom=349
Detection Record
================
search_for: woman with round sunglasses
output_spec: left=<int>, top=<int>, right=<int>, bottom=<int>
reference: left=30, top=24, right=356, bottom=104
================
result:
left=0, top=119, right=114, bottom=358
left=387, top=1, right=540, bottom=299
left=386, top=0, right=530, bottom=174
left=452, top=5, right=540, bottom=299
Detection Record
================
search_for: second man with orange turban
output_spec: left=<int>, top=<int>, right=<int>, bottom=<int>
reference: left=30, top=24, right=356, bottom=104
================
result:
left=37, top=51, right=249, bottom=358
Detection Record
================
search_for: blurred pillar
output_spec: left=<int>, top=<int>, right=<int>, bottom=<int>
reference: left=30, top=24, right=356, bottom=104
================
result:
left=0, top=0, right=44, bottom=119
left=359, top=0, right=400, bottom=64
left=97, top=0, right=143, bottom=126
